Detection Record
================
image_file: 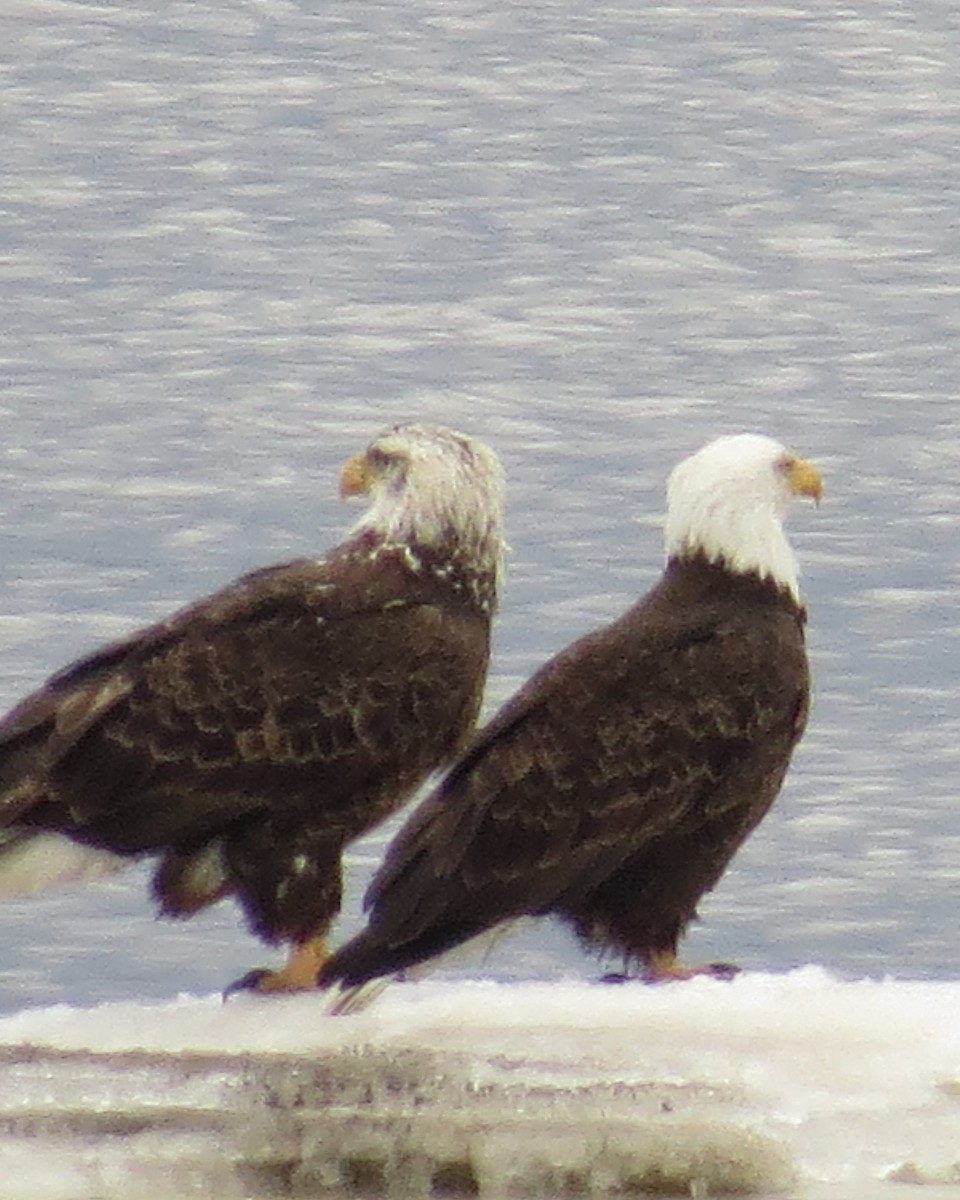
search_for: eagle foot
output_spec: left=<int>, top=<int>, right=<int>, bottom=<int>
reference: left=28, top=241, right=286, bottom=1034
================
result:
left=223, top=968, right=275, bottom=999
left=596, top=953, right=741, bottom=986
left=223, top=937, right=331, bottom=999
left=700, top=960, right=740, bottom=981
left=642, top=958, right=741, bottom=984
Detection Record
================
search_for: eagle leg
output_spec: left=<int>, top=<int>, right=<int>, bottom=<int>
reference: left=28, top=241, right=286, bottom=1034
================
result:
left=223, top=935, right=330, bottom=998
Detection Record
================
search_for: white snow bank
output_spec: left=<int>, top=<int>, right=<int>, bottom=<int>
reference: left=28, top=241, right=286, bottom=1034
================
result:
left=1, top=968, right=960, bottom=1198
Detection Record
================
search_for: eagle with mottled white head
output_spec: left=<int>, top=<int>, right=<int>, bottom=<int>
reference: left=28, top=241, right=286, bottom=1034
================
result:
left=319, top=434, right=821, bottom=1001
left=0, top=423, right=504, bottom=994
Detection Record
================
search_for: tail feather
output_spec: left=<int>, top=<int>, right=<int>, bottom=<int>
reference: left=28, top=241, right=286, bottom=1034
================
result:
left=324, top=977, right=391, bottom=1017
left=0, top=830, right=124, bottom=896
left=318, top=912, right=489, bottom=995
left=317, top=929, right=414, bottom=990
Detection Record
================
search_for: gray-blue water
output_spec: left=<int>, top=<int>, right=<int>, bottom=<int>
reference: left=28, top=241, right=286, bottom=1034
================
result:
left=2, top=0, right=960, bottom=1011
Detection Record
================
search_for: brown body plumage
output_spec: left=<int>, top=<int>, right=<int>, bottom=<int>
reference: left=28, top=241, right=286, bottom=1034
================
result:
left=319, top=434, right=821, bottom=997
left=0, top=423, right=504, bottom=993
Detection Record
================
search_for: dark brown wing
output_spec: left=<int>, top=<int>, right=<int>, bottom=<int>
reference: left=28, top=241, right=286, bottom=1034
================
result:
left=0, top=549, right=490, bottom=856
left=320, top=562, right=808, bottom=986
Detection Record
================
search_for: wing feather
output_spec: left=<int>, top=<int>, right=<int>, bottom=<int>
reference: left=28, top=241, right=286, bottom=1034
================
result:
left=0, top=553, right=489, bottom=851
left=358, top=579, right=806, bottom=960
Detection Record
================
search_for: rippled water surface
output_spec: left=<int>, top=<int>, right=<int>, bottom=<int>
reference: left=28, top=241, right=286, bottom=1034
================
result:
left=2, top=0, right=960, bottom=1009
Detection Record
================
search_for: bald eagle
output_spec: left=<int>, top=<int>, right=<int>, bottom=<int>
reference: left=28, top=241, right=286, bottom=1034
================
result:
left=0, top=424, right=504, bottom=994
left=319, top=434, right=821, bottom=1002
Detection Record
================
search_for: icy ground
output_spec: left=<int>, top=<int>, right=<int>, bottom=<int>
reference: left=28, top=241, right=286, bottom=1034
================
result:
left=0, top=968, right=959, bottom=1199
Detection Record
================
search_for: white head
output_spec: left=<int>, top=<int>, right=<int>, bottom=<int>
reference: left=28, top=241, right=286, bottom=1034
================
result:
left=340, top=423, right=505, bottom=589
left=664, top=434, right=822, bottom=600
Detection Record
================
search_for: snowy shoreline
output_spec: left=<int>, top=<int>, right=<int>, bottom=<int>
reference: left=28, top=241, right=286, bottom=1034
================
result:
left=1, top=969, right=960, bottom=1198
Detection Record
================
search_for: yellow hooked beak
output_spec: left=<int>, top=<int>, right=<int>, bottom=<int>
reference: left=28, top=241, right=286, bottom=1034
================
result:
left=786, top=456, right=823, bottom=506
left=339, top=453, right=376, bottom=500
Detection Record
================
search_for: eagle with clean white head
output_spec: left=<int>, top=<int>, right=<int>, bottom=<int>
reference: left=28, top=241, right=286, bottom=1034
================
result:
left=0, top=424, right=504, bottom=995
left=319, top=433, right=821, bottom=999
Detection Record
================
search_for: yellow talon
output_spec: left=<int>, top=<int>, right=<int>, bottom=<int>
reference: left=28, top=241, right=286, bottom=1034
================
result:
left=642, top=949, right=739, bottom=983
left=225, top=936, right=330, bottom=997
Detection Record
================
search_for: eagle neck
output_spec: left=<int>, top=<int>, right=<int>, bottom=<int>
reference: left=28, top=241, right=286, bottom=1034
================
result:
left=347, top=530, right=499, bottom=616
left=664, top=550, right=801, bottom=611
left=664, top=505, right=799, bottom=603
